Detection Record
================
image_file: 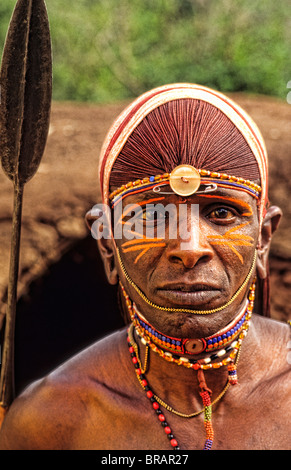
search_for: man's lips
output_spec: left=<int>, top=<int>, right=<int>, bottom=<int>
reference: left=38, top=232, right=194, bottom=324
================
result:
left=156, top=283, right=221, bottom=307
left=158, top=282, right=220, bottom=292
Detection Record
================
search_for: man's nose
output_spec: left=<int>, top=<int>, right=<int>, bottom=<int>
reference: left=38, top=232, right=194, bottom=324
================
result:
left=166, top=210, right=214, bottom=269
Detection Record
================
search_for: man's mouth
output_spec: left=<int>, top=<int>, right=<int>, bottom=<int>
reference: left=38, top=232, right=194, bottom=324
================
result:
left=156, top=283, right=221, bottom=307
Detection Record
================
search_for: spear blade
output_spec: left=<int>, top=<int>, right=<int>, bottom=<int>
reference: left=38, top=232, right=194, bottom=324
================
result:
left=0, top=0, right=52, bottom=184
left=0, top=0, right=52, bottom=418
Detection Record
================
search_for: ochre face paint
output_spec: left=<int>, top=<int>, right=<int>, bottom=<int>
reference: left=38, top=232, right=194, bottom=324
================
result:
left=122, top=239, right=167, bottom=264
left=116, top=196, right=165, bottom=227
left=116, top=187, right=256, bottom=264
left=207, top=222, right=255, bottom=264
left=198, top=194, right=254, bottom=217
left=118, top=196, right=167, bottom=262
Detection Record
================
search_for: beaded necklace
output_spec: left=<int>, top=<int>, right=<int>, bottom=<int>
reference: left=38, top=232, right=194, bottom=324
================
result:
left=131, top=298, right=249, bottom=355
left=127, top=326, right=243, bottom=450
left=125, top=281, right=256, bottom=450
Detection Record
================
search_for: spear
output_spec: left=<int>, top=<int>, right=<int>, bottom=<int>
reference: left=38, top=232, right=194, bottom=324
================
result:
left=0, top=0, right=52, bottom=425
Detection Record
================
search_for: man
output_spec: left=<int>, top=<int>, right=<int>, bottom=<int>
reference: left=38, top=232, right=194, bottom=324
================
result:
left=0, top=84, right=290, bottom=450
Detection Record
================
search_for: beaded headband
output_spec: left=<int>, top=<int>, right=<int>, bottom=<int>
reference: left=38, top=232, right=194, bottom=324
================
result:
left=109, top=165, right=261, bottom=207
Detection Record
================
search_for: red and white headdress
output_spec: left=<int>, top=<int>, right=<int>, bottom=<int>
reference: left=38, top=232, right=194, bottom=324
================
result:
left=99, top=83, right=268, bottom=228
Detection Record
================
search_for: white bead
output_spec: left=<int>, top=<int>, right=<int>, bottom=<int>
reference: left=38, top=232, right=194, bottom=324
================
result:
left=217, top=349, right=226, bottom=357
left=203, top=357, right=211, bottom=364
left=164, top=352, right=172, bottom=358
left=179, top=357, right=189, bottom=363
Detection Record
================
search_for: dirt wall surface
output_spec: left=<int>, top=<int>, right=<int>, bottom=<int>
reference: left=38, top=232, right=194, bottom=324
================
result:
left=0, top=94, right=290, bottom=391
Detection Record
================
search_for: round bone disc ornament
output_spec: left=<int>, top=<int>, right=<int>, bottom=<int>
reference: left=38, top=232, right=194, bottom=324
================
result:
left=169, top=165, right=201, bottom=196
left=184, top=338, right=206, bottom=354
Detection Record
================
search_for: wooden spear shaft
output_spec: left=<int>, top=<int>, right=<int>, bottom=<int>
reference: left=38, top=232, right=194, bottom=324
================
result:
left=0, top=183, right=24, bottom=408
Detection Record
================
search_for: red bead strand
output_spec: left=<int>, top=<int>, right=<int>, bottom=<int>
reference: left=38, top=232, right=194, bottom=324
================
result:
left=127, top=336, right=180, bottom=450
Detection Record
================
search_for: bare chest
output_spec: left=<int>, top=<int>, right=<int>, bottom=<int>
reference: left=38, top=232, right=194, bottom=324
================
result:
left=70, top=392, right=290, bottom=450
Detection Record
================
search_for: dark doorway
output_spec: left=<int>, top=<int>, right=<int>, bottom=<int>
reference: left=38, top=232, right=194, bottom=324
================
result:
left=14, top=235, right=124, bottom=395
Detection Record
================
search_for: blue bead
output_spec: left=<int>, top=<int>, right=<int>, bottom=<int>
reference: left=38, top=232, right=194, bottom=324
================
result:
left=149, top=176, right=155, bottom=182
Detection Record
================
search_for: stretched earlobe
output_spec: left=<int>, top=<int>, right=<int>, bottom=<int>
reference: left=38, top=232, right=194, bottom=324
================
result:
left=256, top=206, right=282, bottom=279
left=85, top=209, right=119, bottom=285
left=97, top=236, right=119, bottom=285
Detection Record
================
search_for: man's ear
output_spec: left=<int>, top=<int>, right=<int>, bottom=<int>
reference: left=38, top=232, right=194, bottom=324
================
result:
left=85, top=209, right=119, bottom=286
left=97, top=236, right=119, bottom=285
left=256, top=205, right=282, bottom=279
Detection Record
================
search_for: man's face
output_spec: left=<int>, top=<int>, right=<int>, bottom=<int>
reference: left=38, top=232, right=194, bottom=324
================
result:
left=113, top=186, right=260, bottom=338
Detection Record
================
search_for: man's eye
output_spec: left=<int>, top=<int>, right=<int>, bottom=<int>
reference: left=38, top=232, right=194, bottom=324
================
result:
left=142, top=209, right=166, bottom=222
left=208, top=207, right=236, bottom=220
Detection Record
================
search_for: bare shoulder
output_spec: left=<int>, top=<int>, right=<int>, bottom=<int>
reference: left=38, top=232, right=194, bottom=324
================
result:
left=253, top=314, right=291, bottom=357
left=251, top=314, right=291, bottom=393
left=0, top=327, right=130, bottom=450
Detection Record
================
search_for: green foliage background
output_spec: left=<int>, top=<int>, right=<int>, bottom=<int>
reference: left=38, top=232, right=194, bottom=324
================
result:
left=1, top=0, right=290, bottom=103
